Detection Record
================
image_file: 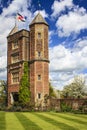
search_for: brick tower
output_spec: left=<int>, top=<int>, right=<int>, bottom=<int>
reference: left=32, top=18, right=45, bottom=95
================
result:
left=29, top=13, right=49, bottom=105
left=7, top=13, right=49, bottom=106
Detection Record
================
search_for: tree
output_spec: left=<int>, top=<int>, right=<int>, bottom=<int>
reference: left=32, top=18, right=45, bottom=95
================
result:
left=83, top=85, right=87, bottom=96
left=19, top=62, right=30, bottom=106
left=0, top=80, right=7, bottom=106
left=62, top=75, right=86, bottom=98
left=49, top=83, right=57, bottom=98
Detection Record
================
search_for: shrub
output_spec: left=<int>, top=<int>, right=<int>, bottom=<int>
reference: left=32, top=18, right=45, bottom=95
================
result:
left=60, top=102, right=72, bottom=112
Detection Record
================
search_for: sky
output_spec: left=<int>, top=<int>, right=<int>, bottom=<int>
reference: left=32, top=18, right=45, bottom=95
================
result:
left=0, top=0, right=87, bottom=90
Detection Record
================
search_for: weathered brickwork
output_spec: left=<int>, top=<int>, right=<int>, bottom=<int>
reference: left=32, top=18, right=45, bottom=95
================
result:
left=7, top=13, right=49, bottom=106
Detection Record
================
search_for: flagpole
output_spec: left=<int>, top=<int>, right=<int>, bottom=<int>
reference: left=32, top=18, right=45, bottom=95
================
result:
left=15, top=11, right=19, bottom=28
left=15, top=15, right=17, bottom=26
left=14, top=12, right=18, bottom=27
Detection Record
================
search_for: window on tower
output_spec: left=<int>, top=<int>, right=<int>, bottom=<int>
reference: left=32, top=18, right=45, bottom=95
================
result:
left=38, top=51, right=41, bottom=57
left=12, top=54, right=19, bottom=63
left=38, top=93, right=41, bottom=99
left=12, top=72, right=19, bottom=83
left=38, top=32, right=41, bottom=38
left=38, top=75, right=41, bottom=80
left=12, top=40, right=19, bottom=49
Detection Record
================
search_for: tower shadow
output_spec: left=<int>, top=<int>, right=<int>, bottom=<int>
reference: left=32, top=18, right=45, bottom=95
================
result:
left=0, top=111, right=6, bottom=130
left=15, top=112, right=42, bottom=130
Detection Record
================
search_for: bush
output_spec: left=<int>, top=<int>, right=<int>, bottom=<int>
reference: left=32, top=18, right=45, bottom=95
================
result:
left=60, top=102, right=72, bottom=112
left=0, top=103, right=6, bottom=111
left=0, top=106, right=6, bottom=111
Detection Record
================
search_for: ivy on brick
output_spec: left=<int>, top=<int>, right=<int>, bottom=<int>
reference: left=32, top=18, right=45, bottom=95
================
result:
left=19, top=61, right=30, bottom=106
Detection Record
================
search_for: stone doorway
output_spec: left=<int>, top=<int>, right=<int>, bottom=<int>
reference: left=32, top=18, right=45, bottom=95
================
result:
left=10, top=92, right=19, bottom=104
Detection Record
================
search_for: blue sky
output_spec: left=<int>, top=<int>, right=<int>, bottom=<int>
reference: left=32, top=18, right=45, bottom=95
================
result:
left=0, top=0, right=87, bottom=90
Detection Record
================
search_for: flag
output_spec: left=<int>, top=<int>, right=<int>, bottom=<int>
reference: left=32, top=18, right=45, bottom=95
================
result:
left=17, top=13, right=26, bottom=22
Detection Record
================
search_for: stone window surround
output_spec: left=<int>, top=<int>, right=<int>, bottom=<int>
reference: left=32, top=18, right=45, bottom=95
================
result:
left=11, top=72, right=19, bottom=83
left=11, top=53, right=19, bottom=63
left=12, top=40, right=19, bottom=49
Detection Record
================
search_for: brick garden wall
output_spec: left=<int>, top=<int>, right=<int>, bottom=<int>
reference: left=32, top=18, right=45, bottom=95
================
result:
left=50, top=98, right=87, bottom=111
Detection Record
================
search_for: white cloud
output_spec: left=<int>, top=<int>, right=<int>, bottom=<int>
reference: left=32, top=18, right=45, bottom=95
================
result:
left=0, top=70, right=7, bottom=80
left=74, top=37, right=87, bottom=49
left=34, top=10, right=48, bottom=18
left=50, top=44, right=87, bottom=72
left=0, top=0, right=32, bottom=80
left=50, top=71, right=75, bottom=90
left=81, top=46, right=87, bottom=57
left=57, top=11, right=87, bottom=37
left=51, top=0, right=87, bottom=37
left=0, top=55, right=7, bottom=80
left=51, top=0, right=73, bottom=17
left=2, top=0, right=31, bottom=16
left=49, top=30, right=54, bottom=44
left=49, top=37, right=87, bottom=89
left=0, top=55, right=7, bottom=68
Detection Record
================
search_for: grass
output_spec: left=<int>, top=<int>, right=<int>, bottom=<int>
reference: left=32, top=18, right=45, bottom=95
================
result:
left=0, top=111, right=87, bottom=130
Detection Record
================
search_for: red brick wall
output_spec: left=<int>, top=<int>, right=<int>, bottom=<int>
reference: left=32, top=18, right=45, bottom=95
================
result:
left=30, top=63, right=35, bottom=102
left=44, top=62, right=49, bottom=95
left=44, top=25, right=49, bottom=59
left=50, top=98, right=87, bottom=111
left=7, top=30, right=29, bottom=106
left=29, top=25, right=35, bottom=60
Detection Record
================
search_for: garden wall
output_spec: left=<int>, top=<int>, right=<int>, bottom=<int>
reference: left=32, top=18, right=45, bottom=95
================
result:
left=50, top=98, right=87, bottom=111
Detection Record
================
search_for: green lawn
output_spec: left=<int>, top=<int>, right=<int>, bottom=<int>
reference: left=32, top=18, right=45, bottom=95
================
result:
left=0, top=111, right=87, bottom=130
